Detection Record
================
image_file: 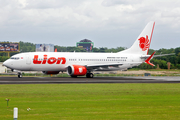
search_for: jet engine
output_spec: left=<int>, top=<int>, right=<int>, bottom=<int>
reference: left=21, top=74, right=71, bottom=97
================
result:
left=42, top=71, right=60, bottom=75
left=67, top=65, right=87, bottom=76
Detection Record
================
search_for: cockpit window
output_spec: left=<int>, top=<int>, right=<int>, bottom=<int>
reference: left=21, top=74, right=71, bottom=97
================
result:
left=10, top=57, right=19, bottom=60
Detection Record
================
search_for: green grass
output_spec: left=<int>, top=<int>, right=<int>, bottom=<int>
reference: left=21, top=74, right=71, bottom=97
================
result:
left=1, top=84, right=180, bottom=120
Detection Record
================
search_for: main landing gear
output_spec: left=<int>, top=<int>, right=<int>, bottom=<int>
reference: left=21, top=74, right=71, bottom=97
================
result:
left=86, top=73, right=93, bottom=78
left=70, top=72, right=94, bottom=78
left=71, top=75, right=77, bottom=78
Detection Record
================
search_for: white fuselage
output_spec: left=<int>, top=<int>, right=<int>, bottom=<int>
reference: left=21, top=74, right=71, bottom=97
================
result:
left=3, top=52, right=144, bottom=72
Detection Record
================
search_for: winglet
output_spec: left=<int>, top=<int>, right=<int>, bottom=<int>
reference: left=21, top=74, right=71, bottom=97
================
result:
left=145, top=51, right=156, bottom=66
left=55, top=48, right=57, bottom=52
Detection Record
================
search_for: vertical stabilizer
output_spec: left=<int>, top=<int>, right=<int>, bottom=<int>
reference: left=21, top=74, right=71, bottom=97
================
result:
left=120, top=21, right=155, bottom=55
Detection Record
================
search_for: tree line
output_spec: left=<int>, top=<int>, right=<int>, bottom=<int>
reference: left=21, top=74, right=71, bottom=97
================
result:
left=0, top=41, right=180, bottom=69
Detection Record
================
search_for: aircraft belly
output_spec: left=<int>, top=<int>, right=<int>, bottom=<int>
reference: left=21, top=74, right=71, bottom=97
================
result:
left=30, top=64, right=66, bottom=71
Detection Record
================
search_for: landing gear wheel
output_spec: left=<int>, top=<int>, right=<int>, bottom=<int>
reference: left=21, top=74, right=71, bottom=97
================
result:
left=71, top=75, right=77, bottom=78
left=89, top=73, right=93, bottom=78
left=86, top=73, right=90, bottom=78
left=18, top=73, right=22, bottom=78
left=86, top=73, right=93, bottom=78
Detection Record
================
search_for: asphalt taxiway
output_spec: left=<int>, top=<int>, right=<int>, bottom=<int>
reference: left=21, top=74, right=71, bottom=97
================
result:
left=0, top=76, right=180, bottom=84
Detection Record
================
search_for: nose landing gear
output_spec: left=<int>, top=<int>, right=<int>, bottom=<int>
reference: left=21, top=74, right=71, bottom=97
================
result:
left=18, top=72, right=22, bottom=78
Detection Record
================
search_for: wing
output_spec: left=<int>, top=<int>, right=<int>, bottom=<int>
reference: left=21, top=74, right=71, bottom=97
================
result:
left=87, top=63, right=123, bottom=68
left=85, top=63, right=123, bottom=71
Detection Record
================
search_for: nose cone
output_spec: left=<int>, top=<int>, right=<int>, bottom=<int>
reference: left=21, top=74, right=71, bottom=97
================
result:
left=3, top=60, right=11, bottom=68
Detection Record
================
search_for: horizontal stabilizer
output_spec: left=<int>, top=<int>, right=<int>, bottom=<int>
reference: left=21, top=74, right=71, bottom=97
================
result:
left=153, top=53, right=175, bottom=57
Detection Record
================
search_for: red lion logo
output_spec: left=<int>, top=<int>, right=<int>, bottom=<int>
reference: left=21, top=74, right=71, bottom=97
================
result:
left=138, top=35, right=150, bottom=51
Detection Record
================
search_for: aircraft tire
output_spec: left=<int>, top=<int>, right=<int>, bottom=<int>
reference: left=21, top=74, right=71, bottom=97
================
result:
left=86, top=73, right=93, bottom=78
left=71, top=75, right=77, bottom=78
left=89, top=73, right=93, bottom=78
left=86, top=73, right=90, bottom=78
left=18, top=74, right=22, bottom=78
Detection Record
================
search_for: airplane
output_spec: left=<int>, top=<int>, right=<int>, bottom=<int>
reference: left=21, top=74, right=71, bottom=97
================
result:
left=3, top=21, right=159, bottom=78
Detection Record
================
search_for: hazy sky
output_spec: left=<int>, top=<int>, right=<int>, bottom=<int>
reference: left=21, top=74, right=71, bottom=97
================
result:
left=0, top=0, right=180, bottom=50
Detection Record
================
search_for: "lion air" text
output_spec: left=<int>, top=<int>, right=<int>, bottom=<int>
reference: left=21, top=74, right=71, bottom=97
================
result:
left=33, top=55, right=66, bottom=64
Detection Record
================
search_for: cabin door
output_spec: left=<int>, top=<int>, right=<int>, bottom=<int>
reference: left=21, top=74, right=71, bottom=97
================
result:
left=26, top=54, right=31, bottom=65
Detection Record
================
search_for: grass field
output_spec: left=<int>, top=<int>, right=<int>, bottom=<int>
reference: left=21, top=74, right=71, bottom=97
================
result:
left=1, top=84, right=180, bottom=120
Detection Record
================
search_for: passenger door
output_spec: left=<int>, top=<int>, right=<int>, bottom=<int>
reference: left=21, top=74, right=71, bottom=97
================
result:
left=26, top=54, right=31, bottom=65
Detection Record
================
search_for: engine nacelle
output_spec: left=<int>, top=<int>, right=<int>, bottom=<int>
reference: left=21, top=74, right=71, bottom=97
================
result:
left=67, top=65, right=87, bottom=76
left=42, top=71, right=60, bottom=75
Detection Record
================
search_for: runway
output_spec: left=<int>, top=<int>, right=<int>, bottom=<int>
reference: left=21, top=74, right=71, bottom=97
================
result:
left=0, top=76, right=180, bottom=84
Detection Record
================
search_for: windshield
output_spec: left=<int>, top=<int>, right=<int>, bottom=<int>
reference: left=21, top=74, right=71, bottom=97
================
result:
left=10, top=57, right=19, bottom=60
